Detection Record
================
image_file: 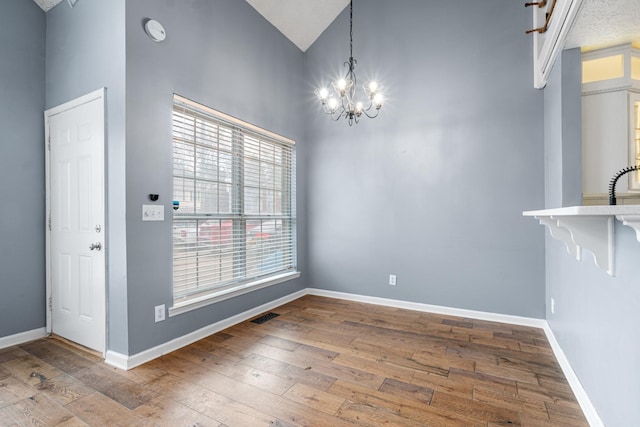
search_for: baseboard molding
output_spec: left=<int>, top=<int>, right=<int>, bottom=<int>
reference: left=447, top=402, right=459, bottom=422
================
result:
left=104, top=289, right=307, bottom=370
left=306, top=288, right=547, bottom=329
left=0, top=327, right=47, bottom=350
left=542, top=324, right=604, bottom=427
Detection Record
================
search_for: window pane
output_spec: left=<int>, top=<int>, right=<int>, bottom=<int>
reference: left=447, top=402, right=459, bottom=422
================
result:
left=173, top=111, right=194, bottom=142
left=244, top=187, right=259, bottom=215
left=219, top=152, right=233, bottom=184
left=274, top=190, right=282, bottom=215
left=174, top=141, right=194, bottom=178
left=260, top=162, right=275, bottom=190
left=274, top=166, right=282, bottom=187
left=218, top=184, right=232, bottom=214
left=195, top=119, right=217, bottom=146
left=174, top=178, right=196, bottom=214
left=246, top=219, right=285, bottom=279
left=260, top=189, right=274, bottom=214
left=244, top=158, right=260, bottom=187
left=244, top=136, right=260, bottom=159
left=196, top=146, right=217, bottom=181
left=274, top=147, right=283, bottom=165
left=219, top=126, right=234, bottom=151
left=261, top=142, right=275, bottom=161
left=196, top=181, right=218, bottom=213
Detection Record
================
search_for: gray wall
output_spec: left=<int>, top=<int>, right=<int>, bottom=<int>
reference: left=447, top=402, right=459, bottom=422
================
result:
left=304, top=0, right=546, bottom=317
left=544, top=49, right=640, bottom=426
left=46, top=0, right=129, bottom=353
left=124, top=0, right=308, bottom=354
left=0, top=0, right=46, bottom=337
left=544, top=49, right=582, bottom=208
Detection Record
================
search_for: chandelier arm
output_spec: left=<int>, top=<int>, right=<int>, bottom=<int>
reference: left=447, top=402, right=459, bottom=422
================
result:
left=330, top=106, right=346, bottom=121
left=361, top=99, right=374, bottom=112
left=340, top=93, right=350, bottom=114
left=362, top=109, right=380, bottom=119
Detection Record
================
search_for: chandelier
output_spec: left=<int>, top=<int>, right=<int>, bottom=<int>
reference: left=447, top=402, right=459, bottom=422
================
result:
left=314, top=0, right=385, bottom=126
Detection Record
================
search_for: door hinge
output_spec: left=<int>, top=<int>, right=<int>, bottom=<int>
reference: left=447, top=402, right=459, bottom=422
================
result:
left=48, top=136, right=51, bottom=151
left=48, top=296, right=52, bottom=310
left=48, top=214, right=52, bottom=231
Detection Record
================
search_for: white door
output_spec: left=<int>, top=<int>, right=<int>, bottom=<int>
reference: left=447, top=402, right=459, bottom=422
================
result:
left=46, top=89, right=105, bottom=353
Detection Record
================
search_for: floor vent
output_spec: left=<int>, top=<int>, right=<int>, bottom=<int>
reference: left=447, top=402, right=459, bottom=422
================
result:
left=251, top=312, right=280, bottom=324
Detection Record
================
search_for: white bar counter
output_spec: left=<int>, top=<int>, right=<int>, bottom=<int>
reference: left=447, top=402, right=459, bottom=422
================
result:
left=523, top=206, right=640, bottom=276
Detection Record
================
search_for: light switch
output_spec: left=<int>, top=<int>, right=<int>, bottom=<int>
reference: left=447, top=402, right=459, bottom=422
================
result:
left=142, top=204, right=164, bottom=221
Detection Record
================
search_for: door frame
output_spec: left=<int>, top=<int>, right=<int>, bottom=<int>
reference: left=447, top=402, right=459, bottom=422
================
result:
left=45, top=87, right=107, bottom=354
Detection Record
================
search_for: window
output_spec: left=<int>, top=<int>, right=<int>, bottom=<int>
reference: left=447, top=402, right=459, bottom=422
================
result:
left=171, top=95, right=297, bottom=313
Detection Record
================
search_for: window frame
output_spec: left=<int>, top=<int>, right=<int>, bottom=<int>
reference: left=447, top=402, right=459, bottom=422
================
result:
left=169, top=95, right=299, bottom=316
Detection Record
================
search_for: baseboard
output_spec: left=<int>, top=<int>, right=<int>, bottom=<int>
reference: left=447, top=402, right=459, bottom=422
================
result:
left=0, top=327, right=47, bottom=350
left=542, top=324, right=604, bottom=427
left=104, top=289, right=307, bottom=370
left=104, top=350, right=129, bottom=370
left=306, top=288, right=547, bottom=329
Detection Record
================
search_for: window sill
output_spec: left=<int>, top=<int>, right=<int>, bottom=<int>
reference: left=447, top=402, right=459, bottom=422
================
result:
left=168, top=271, right=301, bottom=317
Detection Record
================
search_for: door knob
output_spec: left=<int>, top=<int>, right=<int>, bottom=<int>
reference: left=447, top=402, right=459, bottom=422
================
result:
left=89, top=242, right=102, bottom=251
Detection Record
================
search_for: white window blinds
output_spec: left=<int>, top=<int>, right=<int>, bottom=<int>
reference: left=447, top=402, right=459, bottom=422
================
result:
left=172, top=95, right=296, bottom=303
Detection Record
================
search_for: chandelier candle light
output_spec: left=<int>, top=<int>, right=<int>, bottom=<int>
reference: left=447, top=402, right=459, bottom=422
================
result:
left=315, top=0, right=385, bottom=126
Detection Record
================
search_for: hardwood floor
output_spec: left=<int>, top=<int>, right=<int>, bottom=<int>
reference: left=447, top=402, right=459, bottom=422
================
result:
left=0, top=295, right=589, bottom=426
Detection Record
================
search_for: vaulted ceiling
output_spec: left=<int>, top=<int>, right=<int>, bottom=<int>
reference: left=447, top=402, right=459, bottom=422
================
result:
left=31, top=0, right=348, bottom=52
left=31, top=0, right=640, bottom=53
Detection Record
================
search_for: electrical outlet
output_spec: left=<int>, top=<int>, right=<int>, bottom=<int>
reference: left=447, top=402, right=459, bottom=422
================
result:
left=389, top=274, right=397, bottom=286
left=550, top=298, right=555, bottom=315
left=155, top=304, right=166, bottom=322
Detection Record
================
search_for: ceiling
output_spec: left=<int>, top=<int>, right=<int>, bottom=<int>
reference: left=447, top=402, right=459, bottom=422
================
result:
left=33, top=0, right=61, bottom=11
left=565, top=0, right=640, bottom=50
left=31, top=0, right=348, bottom=52
left=32, top=0, right=640, bottom=52
left=244, top=0, right=348, bottom=51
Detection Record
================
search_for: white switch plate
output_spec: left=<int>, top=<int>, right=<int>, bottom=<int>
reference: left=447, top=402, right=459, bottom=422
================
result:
left=155, top=304, right=166, bottom=322
left=142, top=204, right=164, bottom=221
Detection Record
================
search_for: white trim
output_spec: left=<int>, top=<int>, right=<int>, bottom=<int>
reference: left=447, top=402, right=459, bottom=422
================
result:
left=532, top=0, right=584, bottom=88
left=0, top=328, right=47, bottom=350
left=103, top=350, right=129, bottom=371
left=169, top=271, right=301, bottom=317
left=45, top=88, right=106, bottom=117
left=306, top=288, right=547, bottom=328
left=542, top=324, right=604, bottom=427
left=105, top=289, right=307, bottom=370
left=45, top=88, right=107, bottom=356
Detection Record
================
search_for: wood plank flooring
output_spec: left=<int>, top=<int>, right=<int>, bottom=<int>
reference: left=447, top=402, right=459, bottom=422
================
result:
left=0, top=295, right=589, bottom=426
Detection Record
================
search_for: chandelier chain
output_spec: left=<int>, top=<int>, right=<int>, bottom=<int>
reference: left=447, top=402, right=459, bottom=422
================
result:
left=349, top=0, right=353, bottom=60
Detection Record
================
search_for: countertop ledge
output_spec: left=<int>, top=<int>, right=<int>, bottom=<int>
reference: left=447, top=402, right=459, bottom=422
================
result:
left=523, top=205, right=640, bottom=276
left=523, top=205, right=640, bottom=216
